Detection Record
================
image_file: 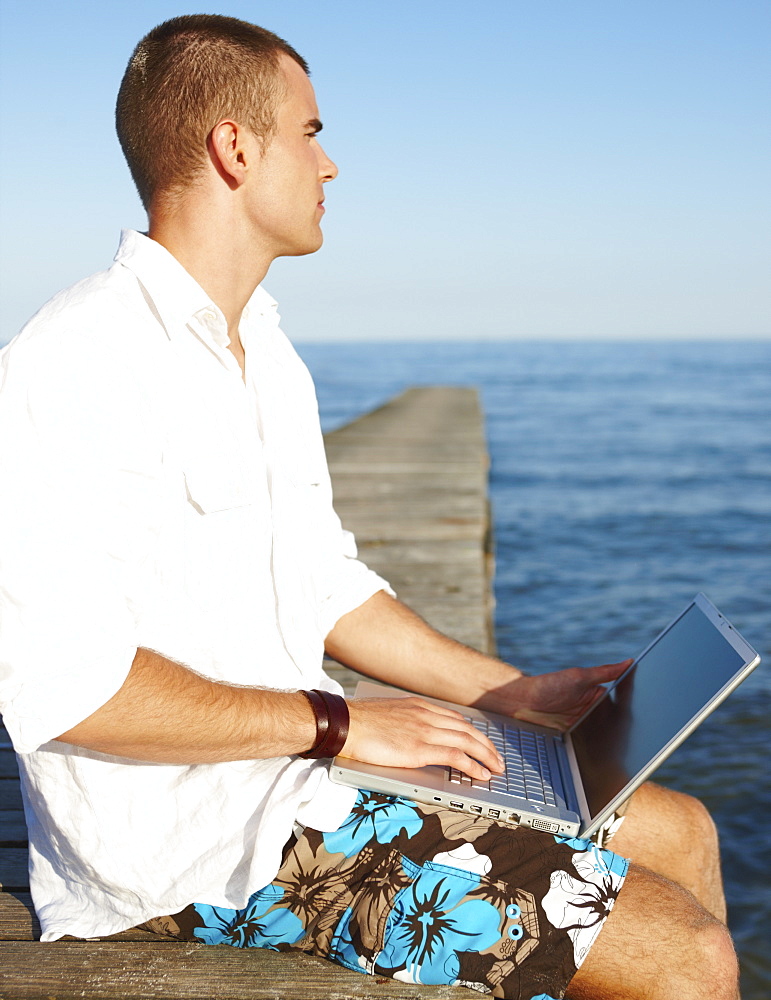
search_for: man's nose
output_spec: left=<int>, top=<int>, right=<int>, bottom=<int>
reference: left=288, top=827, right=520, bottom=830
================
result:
left=317, top=142, right=338, bottom=182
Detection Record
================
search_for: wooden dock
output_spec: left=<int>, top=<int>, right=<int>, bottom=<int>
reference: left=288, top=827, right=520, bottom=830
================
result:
left=0, top=386, right=494, bottom=998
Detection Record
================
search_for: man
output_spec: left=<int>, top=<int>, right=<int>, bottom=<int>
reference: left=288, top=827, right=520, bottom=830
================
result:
left=0, top=15, right=737, bottom=999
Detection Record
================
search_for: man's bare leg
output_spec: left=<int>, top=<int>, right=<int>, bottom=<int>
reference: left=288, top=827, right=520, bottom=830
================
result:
left=606, top=781, right=727, bottom=921
left=566, top=864, right=739, bottom=1000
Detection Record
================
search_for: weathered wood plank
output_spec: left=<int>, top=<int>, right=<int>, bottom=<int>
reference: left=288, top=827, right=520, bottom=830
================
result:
left=0, top=751, right=18, bottom=780
left=0, top=811, right=26, bottom=844
left=1, top=726, right=26, bottom=853
left=0, top=892, right=38, bottom=940
left=0, top=781, right=22, bottom=812
left=325, top=387, right=494, bottom=658
left=0, top=893, right=167, bottom=943
left=1, top=723, right=19, bottom=781
left=0, top=848, right=28, bottom=889
left=0, top=941, right=461, bottom=998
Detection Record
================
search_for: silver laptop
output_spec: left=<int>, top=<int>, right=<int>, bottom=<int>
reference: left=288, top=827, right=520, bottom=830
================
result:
left=330, top=593, right=760, bottom=838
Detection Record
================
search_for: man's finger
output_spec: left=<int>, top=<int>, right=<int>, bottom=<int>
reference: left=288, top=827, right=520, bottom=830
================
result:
left=585, top=659, right=633, bottom=683
left=410, top=707, right=505, bottom=769
left=450, top=751, right=494, bottom=782
left=427, top=722, right=505, bottom=774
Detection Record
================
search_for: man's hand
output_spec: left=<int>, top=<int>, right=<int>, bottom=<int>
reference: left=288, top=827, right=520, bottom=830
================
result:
left=339, top=696, right=505, bottom=781
left=479, top=659, right=633, bottom=730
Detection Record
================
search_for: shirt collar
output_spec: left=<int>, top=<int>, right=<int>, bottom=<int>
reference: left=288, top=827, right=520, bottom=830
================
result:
left=112, top=230, right=280, bottom=351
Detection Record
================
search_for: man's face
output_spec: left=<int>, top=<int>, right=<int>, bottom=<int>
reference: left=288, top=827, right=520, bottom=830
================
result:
left=245, top=54, right=338, bottom=259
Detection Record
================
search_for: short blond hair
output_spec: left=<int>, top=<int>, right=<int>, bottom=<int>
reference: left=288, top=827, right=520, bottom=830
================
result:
left=116, top=14, right=309, bottom=209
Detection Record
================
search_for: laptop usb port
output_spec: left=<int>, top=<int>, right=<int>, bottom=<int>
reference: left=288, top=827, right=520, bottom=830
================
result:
left=469, top=805, right=483, bottom=814
left=449, top=800, right=464, bottom=809
left=488, top=808, right=500, bottom=819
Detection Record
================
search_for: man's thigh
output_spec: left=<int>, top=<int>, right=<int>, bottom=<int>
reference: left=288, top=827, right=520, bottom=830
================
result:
left=158, top=791, right=629, bottom=999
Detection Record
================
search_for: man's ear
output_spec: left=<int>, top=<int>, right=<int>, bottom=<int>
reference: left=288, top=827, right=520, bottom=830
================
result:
left=207, top=120, right=252, bottom=190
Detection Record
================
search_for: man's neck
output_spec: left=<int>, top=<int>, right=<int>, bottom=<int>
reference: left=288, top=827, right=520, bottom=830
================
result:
left=148, top=202, right=273, bottom=371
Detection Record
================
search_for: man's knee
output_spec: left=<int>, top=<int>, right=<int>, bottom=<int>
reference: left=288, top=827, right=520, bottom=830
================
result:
left=616, top=781, right=720, bottom=854
left=656, top=783, right=718, bottom=839
left=694, top=918, right=739, bottom=997
left=566, top=864, right=738, bottom=1000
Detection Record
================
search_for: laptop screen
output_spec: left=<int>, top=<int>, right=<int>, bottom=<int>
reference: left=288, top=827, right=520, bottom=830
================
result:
left=570, top=602, right=748, bottom=822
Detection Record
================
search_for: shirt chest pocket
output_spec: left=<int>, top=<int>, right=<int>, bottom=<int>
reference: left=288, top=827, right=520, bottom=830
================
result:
left=179, top=450, right=271, bottom=613
left=182, top=457, right=257, bottom=514
left=179, top=407, right=265, bottom=513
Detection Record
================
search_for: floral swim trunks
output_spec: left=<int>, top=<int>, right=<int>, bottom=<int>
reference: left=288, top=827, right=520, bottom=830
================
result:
left=147, top=791, right=628, bottom=1000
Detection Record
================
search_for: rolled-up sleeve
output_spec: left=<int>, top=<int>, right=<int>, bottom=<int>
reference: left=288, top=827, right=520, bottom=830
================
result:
left=315, top=527, right=395, bottom=639
left=0, top=336, right=161, bottom=753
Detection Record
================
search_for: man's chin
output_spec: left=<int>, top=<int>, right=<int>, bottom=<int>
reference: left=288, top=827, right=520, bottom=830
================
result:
left=279, top=233, right=325, bottom=259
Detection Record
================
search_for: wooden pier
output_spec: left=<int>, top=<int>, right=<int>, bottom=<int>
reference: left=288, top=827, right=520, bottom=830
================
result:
left=0, top=387, right=494, bottom=998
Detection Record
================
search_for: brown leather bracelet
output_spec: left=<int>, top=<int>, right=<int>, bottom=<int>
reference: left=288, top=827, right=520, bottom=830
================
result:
left=297, top=689, right=330, bottom=759
left=297, top=689, right=349, bottom=759
left=314, top=690, right=350, bottom=758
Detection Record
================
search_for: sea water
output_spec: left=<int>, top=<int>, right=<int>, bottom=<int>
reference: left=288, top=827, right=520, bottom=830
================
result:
left=298, top=338, right=770, bottom=998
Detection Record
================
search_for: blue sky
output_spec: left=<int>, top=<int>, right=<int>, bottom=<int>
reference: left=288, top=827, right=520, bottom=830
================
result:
left=1, top=0, right=769, bottom=343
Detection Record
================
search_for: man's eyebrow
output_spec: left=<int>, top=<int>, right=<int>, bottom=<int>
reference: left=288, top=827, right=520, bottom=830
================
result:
left=304, top=118, right=323, bottom=133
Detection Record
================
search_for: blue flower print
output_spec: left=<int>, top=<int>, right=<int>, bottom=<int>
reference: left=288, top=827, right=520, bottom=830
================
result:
left=192, top=885, right=305, bottom=948
left=323, top=791, right=423, bottom=857
left=374, top=860, right=502, bottom=985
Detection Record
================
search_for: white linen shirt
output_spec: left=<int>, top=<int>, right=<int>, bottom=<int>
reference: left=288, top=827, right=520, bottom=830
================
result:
left=0, top=230, right=389, bottom=941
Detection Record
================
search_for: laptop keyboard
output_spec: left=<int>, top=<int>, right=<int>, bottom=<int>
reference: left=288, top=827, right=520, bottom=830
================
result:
left=449, top=717, right=560, bottom=808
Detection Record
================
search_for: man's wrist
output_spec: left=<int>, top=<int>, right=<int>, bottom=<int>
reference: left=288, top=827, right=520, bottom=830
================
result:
left=298, top=689, right=350, bottom=758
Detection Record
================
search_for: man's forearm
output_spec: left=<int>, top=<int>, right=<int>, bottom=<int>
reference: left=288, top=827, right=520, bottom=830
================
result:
left=55, top=647, right=316, bottom=762
left=55, top=643, right=506, bottom=779
left=324, top=590, right=524, bottom=709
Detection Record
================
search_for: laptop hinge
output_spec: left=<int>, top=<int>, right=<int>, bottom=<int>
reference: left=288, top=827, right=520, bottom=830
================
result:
left=553, top=737, right=581, bottom=815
